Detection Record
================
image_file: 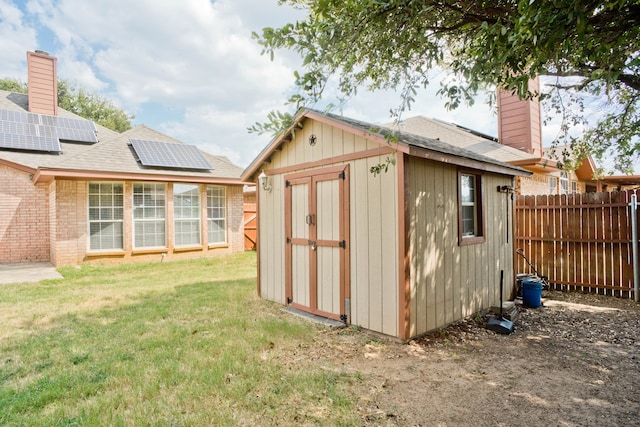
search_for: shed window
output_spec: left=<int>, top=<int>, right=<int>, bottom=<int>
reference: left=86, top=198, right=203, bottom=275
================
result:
left=458, top=171, right=485, bottom=245
left=207, top=186, right=226, bottom=244
left=133, top=182, right=166, bottom=248
left=174, top=184, right=201, bottom=247
left=88, top=182, right=123, bottom=251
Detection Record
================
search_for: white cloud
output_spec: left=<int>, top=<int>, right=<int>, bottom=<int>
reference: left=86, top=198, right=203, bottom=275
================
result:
left=161, top=104, right=281, bottom=168
left=10, top=0, right=303, bottom=166
left=3, top=0, right=557, bottom=169
left=0, top=0, right=38, bottom=78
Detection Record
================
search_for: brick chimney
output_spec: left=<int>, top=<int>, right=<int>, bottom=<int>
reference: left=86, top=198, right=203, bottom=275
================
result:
left=27, top=50, right=58, bottom=116
left=497, top=77, right=542, bottom=156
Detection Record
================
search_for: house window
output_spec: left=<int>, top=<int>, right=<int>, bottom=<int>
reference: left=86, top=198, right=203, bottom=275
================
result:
left=133, top=182, right=166, bottom=248
left=174, top=184, right=201, bottom=246
left=560, top=172, right=569, bottom=195
left=88, top=182, right=124, bottom=251
left=549, top=177, right=557, bottom=194
left=458, top=171, right=484, bottom=245
left=572, top=181, right=578, bottom=194
left=207, top=186, right=226, bottom=244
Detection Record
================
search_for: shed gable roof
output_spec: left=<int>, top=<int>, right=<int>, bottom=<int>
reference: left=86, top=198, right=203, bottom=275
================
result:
left=242, top=109, right=530, bottom=181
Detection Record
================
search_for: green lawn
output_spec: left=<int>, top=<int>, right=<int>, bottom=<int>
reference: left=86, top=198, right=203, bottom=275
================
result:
left=0, top=252, right=359, bottom=426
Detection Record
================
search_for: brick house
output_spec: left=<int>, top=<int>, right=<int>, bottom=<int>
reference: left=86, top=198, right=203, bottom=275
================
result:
left=388, top=78, right=600, bottom=195
left=0, top=51, right=245, bottom=266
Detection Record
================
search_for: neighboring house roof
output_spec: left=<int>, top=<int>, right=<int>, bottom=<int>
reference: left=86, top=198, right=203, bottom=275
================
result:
left=597, top=175, right=640, bottom=188
left=389, top=115, right=598, bottom=181
left=0, top=90, right=244, bottom=184
left=243, top=109, right=531, bottom=181
left=543, top=143, right=598, bottom=182
left=386, top=115, right=538, bottom=164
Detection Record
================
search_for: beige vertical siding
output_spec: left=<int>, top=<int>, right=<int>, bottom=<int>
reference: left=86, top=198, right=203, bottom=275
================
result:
left=258, top=175, right=287, bottom=303
left=316, top=179, right=341, bottom=315
left=258, top=117, right=399, bottom=336
left=350, top=156, right=398, bottom=336
left=408, top=157, right=514, bottom=337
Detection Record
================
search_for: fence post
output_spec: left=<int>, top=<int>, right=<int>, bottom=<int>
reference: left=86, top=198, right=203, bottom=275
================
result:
left=631, top=193, right=639, bottom=302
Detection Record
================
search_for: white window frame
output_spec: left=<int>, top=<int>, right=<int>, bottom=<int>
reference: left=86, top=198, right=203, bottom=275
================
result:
left=458, top=171, right=484, bottom=245
left=549, top=176, right=558, bottom=194
left=207, top=185, right=227, bottom=245
left=560, top=171, right=569, bottom=195
left=87, top=182, right=124, bottom=251
left=133, top=182, right=167, bottom=249
left=174, top=183, right=201, bottom=247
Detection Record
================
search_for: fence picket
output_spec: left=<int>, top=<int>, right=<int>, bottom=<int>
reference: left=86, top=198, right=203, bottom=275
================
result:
left=515, top=190, right=636, bottom=298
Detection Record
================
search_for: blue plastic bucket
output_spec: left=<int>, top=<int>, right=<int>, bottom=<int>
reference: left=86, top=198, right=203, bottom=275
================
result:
left=522, top=280, right=543, bottom=308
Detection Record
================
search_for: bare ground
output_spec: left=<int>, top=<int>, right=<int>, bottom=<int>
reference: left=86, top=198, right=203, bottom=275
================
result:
left=296, top=291, right=640, bottom=426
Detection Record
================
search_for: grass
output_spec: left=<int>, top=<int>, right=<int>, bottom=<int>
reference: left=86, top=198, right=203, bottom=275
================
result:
left=0, top=252, right=360, bottom=426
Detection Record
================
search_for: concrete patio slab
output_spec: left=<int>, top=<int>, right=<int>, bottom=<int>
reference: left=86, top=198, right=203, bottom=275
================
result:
left=0, top=262, right=63, bottom=285
left=282, top=306, right=346, bottom=328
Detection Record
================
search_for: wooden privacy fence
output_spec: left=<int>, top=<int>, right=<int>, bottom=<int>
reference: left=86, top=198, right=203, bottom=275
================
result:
left=515, top=190, right=637, bottom=298
left=244, top=203, right=257, bottom=251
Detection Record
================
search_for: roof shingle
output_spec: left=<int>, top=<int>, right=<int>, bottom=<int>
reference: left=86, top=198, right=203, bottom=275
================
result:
left=0, top=89, right=243, bottom=181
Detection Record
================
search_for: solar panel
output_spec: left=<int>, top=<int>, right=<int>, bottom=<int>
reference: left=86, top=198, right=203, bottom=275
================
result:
left=0, top=109, right=98, bottom=150
left=0, top=109, right=31, bottom=124
left=0, top=120, right=39, bottom=136
left=0, top=133, right=61, bottom=152
left=45, top=126, right=98, bottom=143
left=129, top=139, right=213, bottom=170
left=38, top=116, right=98, bottom=143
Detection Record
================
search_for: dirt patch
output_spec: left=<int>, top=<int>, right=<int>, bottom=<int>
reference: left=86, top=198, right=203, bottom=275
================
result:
left=301, top=291, right=640, bottom=426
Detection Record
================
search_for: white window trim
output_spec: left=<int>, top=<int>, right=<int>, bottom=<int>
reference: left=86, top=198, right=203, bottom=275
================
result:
left=549, top=176, right=558, bottom=194
left=87, top=181, right=124, bottom=252
left=133, top=182, right=167, bottom=250
left=560, top=171, right=569, bottom=195
left=174, top=183, right=202, bottom=247
left=458, top=170, right=485, bottom=246
left=207, top=185, right=227, bottom=245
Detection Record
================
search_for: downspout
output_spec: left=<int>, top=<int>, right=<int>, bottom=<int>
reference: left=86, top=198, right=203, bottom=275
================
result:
left=631, top=192, right=639, bottom=302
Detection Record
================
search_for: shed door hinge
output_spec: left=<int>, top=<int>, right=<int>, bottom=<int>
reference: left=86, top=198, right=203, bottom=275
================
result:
left=339, top=171, right=346, bottom=180
left=285, top=180, right=291, bottom=187
left=286, top=237, right=291, bottom=244
left=287, top=297, right=292, bottom=304
left=339, top=240, right=346, bottom=249
left=340, top=313, right=348, bottom=323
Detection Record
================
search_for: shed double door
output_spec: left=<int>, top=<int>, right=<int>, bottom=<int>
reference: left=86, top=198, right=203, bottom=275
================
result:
left=285, top=165, right=350, bottom=322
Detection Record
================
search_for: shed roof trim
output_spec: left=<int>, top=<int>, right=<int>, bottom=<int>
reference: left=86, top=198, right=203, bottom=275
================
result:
left=242, top=109, right=531, bottom=181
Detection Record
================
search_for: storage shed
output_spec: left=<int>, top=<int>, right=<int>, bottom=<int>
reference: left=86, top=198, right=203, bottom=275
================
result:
left=242, top=109, right=530, bottom=339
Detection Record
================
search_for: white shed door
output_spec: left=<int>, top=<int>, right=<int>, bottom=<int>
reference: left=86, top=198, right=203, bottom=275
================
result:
left=284, top=165, right=350, bottom=322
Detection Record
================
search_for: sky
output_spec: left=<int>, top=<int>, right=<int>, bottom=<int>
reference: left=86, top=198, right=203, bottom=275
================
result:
left=0, top=0, right=571, bottom=169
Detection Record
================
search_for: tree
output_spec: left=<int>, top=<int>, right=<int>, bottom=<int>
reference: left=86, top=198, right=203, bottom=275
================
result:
left=252, top=0, right=640, bottom=174
left=0, top=78, right=133, bottom=133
